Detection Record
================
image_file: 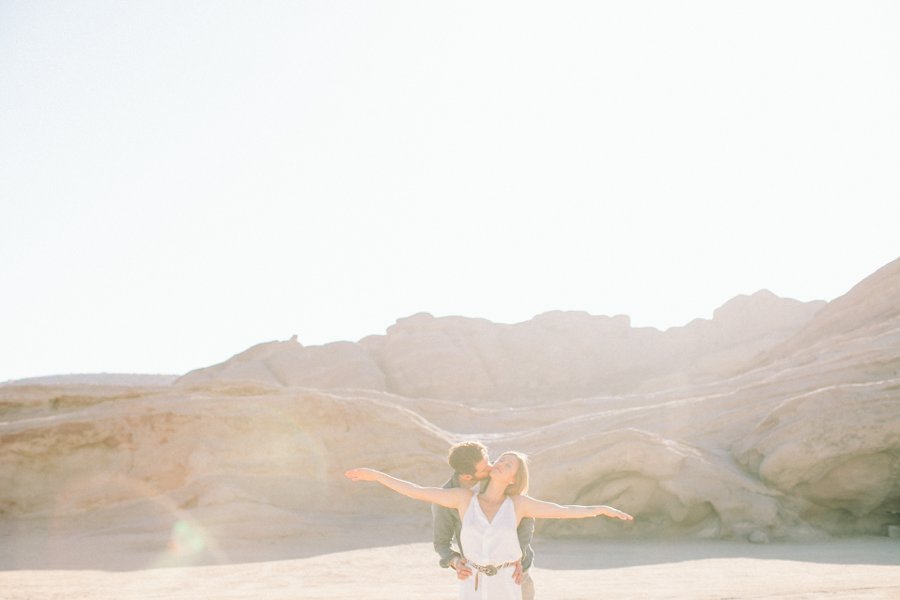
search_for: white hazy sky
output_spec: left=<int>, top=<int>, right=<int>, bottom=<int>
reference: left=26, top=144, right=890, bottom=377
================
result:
left=2, top=1, right=899, bottom=381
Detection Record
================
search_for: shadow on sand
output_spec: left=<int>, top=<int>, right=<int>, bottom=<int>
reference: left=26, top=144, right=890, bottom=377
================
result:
left=2, top=511, right=898, bottom=572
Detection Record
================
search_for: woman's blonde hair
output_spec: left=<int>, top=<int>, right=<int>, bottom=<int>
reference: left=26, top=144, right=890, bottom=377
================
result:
left=500, top=451, right=529, bottom=496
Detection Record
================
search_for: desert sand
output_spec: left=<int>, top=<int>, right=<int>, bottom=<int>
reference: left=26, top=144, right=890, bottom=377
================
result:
left=1, top=535, right=899, bottom=599
left=2, top=258, right=899, bottom=598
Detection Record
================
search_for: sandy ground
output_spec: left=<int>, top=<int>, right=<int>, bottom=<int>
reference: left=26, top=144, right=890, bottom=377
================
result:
left=2, top=532, right=899, bottom=600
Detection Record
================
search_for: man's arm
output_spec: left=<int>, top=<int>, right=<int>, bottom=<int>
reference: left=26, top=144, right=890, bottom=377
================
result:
left=516, top=516, right=536, bottom=570
left=432, top=502, right=462, bottom=568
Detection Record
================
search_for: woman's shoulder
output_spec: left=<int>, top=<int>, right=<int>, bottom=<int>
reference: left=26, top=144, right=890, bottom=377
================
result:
left=453, top=487, right=478, bottom=501
left=509, top=493, right=530, bottom=505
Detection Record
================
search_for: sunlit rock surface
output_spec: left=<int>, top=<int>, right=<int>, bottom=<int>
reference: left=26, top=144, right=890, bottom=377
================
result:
left=177, top=290, right=825, bottom=403
left=2, top=258, right=898, bottom=543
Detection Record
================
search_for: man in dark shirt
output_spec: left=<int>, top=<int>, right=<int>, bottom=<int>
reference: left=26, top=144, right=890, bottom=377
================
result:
left=432, top=441, right=536, bottom=599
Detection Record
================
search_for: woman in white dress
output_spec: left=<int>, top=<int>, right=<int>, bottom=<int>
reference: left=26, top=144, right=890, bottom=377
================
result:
left=345, top=451, right=633, bottom=599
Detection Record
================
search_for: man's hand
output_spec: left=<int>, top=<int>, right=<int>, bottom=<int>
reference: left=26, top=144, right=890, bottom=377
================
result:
left=450, top=557, right=473, bottom=580
left=511, top=560, right=523, bottom=585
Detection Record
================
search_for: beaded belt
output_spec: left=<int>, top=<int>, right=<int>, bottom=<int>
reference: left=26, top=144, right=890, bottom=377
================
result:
left=467, top=559, right=518, bottom=591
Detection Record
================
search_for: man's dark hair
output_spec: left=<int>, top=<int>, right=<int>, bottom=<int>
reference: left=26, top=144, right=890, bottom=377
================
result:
left=448, top=441, right=488, bottom=475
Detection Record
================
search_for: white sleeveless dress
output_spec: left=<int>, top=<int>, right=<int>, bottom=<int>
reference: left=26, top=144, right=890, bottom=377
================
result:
left=459, top=492, right=523, bottom=600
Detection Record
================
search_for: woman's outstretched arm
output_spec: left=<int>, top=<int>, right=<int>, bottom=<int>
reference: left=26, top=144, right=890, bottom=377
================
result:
left=515, top=495, right=633, bottom=521
left=345, top=468, right=469, bottom=510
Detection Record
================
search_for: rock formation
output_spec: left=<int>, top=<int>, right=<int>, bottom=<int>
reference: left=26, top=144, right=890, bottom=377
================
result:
left=2, top=258, right=898, bottom=544
left=177, top=291, right=825, bottom=403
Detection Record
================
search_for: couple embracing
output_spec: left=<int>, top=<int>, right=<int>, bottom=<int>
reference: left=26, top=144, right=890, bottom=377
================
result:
left=346, top=441, right=633, bottom=599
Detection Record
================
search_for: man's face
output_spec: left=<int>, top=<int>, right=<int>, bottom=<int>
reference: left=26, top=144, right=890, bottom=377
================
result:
left=472, top=457, right=492, bottom=481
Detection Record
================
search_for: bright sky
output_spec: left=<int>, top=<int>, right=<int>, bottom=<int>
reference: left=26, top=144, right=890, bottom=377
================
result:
left=2, top=1, right=899, bottom=381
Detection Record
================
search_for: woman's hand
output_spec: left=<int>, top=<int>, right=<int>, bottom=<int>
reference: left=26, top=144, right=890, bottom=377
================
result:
left=601, top=507, right=634, bottom=521
left=344, top=468, right=380, bottom=482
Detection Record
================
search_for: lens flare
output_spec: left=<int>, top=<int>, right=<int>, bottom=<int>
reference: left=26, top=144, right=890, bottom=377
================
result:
left=168, top=519, right=206, bottom=556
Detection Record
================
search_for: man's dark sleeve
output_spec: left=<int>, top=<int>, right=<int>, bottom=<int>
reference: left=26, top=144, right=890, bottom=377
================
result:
left=432, top=502, right=461, bottom=568
left=517, top=516, right=536, bottom=570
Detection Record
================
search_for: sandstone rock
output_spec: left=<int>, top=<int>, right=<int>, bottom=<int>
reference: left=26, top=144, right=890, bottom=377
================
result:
left=177, top=338, right=386, bottom=391
left=749, top=530, right=770, bottom=544
left=172, top=290, right=823, bottom=405
left=1, top=257, right=899, bottom=544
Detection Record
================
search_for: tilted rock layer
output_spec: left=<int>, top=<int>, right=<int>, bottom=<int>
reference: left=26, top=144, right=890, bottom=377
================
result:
left=2, top=258, right=899, bottom=543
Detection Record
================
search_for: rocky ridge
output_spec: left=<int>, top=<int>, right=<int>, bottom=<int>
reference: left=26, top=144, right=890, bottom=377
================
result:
left=2, top=258, right=898, bottom=544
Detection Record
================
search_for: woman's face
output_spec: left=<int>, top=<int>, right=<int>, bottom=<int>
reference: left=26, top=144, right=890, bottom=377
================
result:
left=490, top=453, right=519, bottom=485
